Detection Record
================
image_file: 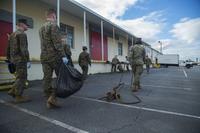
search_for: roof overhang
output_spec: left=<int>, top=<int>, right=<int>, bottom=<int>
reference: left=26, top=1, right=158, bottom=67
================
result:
left=40, top=0, right=150, bottom=45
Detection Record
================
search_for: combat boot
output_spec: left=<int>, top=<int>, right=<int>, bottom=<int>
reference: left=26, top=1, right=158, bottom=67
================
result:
left=132, top=85, right=138, bottom=92
left=44, top=87, right=55, bottom=98
left=44, top=92, right=51, bottom=98
left=138, top=85, right=142, bottom=89
left=46, top=95, right=60, bottom=109
left=8, top=88, right=16, bottom=98
left=15, top=96, right=31, bottom=103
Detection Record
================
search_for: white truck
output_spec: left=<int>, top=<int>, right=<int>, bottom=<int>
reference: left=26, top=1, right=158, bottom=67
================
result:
left=157, top=54, right=179, bottom=67
left=179, top=60, right=193, bottom=68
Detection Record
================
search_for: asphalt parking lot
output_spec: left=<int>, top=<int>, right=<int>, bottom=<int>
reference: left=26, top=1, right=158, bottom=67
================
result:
left=0, top=66, right=200, bottom=133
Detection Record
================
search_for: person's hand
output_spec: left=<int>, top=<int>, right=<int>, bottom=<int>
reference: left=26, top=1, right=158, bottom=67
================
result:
left=27, top=62, right=31, bottom=69
left=62, top=57, right=68, bottom=65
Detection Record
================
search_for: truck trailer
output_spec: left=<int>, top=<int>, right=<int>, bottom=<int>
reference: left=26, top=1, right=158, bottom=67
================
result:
left=157, top=54, right=179, bottom=67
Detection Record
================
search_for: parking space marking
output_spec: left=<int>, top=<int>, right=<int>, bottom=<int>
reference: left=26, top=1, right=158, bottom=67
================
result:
left=141, top=84, right=192, bottom=91
left=0, top=99, right=89, bottom=133
left=182, top=68, right=188, bottom=78
left=72, top=96, right=200, bottom=120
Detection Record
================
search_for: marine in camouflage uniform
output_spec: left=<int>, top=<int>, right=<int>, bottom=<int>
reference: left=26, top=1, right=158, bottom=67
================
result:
left=78, top=46, right=91, bottom=80
left=6, top=19, right=30, bottom=103
left=129, top=38, right=145, bottom=92
left=61, top=35, right=74, bottom=67
left=125, top=56, right=130, bottom=71
left=145, top=55, right=152, bottom=74
left=111, top=56, right=119, bottom=72
left=39, top=9, right=66, bottom=108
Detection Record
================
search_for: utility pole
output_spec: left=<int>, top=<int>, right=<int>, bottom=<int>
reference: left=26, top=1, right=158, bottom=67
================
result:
left=158, top=41, right=162, bottom=54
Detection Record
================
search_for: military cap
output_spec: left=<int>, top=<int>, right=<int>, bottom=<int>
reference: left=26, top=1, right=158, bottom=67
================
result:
left=46, top=9, right=56, bottom=16
left=82, top=46, right=87, bottom=50
left=135, top=38, right=142, bottom=44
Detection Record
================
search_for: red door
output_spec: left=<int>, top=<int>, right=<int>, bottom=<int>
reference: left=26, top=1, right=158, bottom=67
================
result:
left=0, top=21, right=12, bottom=57
left=103, top=37, right=108, bottom=61
left=90, top=31, right=108, bottom=61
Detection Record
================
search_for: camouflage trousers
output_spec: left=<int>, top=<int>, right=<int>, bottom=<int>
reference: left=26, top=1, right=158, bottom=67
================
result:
left=42, top=60, right=61, bottom=96
left=131, top=65, right=143, bottom=87
left=13, top=62, right=27, bottom=96
left=146, top=64, right=150, bottom=73
left=111, top=64, right=117, bottom=72
left=81, top=65, right=88, bottom=80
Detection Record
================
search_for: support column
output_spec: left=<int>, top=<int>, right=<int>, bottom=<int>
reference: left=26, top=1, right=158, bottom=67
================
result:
left=126, top=34, right=129, bottom=52
left=126, top=34, right=129, bottom=45
left=57, top=0, right=60, bottom=27
left=83, top=11, right=87, bottom=46
left=101, top=20, right=104, bottom=61
left=151, top=48, right=153, bottom=60
left=12, top=0, right=16, bottom=32
left=131, top=36, right=133, bottom=46
left=112, top=27, right=115, bottom=45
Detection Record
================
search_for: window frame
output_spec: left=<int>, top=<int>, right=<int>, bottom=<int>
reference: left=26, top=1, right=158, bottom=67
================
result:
left=60, top=23, right=74, bottom=49
left=118, top=42, right=123, bottom=56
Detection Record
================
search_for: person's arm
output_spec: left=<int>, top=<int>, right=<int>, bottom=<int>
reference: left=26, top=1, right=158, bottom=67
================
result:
left=18, top=33, right=30, bottom=62
left=78, top=53, right=81, bottom=66
left=51, top=24, right=66, bottom=58
left=111, top=58, right=114, bottom=64
left=117, top=59, right=120, bottom=64
left=64, top=44, right=72, bottom=56
left=6, top=39, right=11, bottom=61
left=144, top=58, right=147, bottom=64
left=143, top=48, right=146, bottom=62
left=129, top=47, right=134, bottom=64
left=88, top=53, right=91, bottom=66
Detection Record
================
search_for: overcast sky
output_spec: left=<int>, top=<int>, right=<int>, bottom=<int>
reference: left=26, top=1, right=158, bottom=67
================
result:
left=75, top=0, right=200, bottom=60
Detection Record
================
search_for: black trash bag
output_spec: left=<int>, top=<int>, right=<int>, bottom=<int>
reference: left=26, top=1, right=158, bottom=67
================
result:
left=56, top=63, right=83, bottom=98
left=5, top=60, right=16, bottom=74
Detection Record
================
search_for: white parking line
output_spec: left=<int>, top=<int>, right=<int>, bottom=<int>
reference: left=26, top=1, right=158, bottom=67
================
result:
left=182, top=68, right=188, bottom=78
left=0, top=99, right=89, bottom=133
left=72, top=96, right=200, bottom=120
left=141, top=84, right=192, bottom=91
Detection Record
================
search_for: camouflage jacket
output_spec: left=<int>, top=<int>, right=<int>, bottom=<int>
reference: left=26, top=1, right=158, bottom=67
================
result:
left=39, top=21, right=66, bottom=63
left=112, top=57, right=119, bottom=65
left=145, top=57, right=152, bottom=65
left=63, top=44, right=74, bottom=67
left=63, top=44, right=72, bottom=57
left=78, top=51, right=91, bottom=67
left=130, top=44, right=145, bottom=65
left=6, top=29, right=30, bottom=63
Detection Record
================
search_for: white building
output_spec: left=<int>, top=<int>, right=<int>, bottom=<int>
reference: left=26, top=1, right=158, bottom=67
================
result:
left=0, top=0, right=161, bottom=83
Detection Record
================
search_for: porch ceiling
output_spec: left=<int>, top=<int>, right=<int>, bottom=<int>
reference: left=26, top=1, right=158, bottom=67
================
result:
left=40, top=0, right=138, bottom=42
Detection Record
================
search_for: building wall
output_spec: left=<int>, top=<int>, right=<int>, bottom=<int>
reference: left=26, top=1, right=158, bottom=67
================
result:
left=152, top=49, right=160, bottom=63
left=0, top=0, right=129, bottom=63
left=144, top=46, right=151, bottom=57
left=0, top=0, right=90, bottom=61
left=142, top=44, right=161, bottom=63
left=107, top=36, right=128, bottom=62
left=60, top=9, right=90, bottom=61
left=0, top=0, right=160, bottom=82
left=1, top=0, right=48, bottom=59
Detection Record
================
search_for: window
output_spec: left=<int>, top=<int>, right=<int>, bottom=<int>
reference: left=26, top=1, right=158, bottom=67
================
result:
left=60, top=23, right=66, bottom=33
left=66, top=25, right=74, bottom=49
left=60, top=23, right=74, bottom=49
left=118, top=42, right=123, bottom=56
left=0, top=9, right=34, bottom=28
